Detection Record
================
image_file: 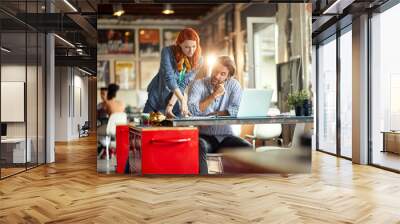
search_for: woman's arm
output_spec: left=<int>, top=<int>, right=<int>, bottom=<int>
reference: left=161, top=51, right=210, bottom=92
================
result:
left=165, top=93, right=178, bottom=118
left=159, top=47, right=179, bottom=92
left=159, top=47, right=187, bottom=111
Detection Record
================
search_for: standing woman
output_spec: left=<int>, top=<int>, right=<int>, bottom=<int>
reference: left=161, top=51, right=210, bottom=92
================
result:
left=143, top=28, right=202, bottom=117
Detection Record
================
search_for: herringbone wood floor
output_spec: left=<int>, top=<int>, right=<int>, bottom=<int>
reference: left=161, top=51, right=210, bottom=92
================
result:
left=1, top=135, right=400, bottom=224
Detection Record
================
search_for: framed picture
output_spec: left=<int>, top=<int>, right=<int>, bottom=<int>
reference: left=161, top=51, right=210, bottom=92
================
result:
left=115, top=61, right=136, bottom=90
left=163, top=29, right=180, bottom=47
left=139, top=29, right=160, bottom=57
left=97, top=60, right=110, bottom=88
left=140, top=60, right=159, bottom=90
left=98, top=29, right=135, bottom=54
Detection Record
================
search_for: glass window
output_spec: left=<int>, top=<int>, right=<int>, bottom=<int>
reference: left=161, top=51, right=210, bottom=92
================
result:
left=339, top=28, right=352, bottom=158
left=1, top=11, right=28, bottom=178
left=317, top=36, right=337, bottom=154
left=371, top=3, right=400, bottom=171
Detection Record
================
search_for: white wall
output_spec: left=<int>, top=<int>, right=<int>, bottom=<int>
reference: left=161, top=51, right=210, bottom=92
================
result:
left=55, top=67, right=89, bottom=141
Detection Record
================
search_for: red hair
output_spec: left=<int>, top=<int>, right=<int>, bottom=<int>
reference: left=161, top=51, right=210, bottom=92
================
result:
left=172, top=28, right=202, bottom=70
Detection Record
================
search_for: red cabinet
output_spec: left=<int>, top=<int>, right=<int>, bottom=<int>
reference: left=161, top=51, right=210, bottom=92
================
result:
left=130, top=127, right=199, bottom=175
left=116, top=125, right=130, bottom=174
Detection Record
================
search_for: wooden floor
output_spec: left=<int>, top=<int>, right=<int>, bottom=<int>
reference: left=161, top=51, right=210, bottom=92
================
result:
left=1, top=135, right=400, bottom=223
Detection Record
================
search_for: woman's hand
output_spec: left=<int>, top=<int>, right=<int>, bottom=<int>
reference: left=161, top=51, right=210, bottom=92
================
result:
left=180, top=98, right=191, bottom=117
left=165, top=104, right=176, bottom=119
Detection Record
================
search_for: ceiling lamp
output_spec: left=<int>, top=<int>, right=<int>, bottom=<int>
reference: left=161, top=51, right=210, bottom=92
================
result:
left=1, top=47, right=11, bottom=53
left=63, top=0, right=78, bottom=12
left=162, top=4, right=175, bottom=15
left=113, top=4, right=125, bottom=17
left=54, top=34, right=75, bottom=48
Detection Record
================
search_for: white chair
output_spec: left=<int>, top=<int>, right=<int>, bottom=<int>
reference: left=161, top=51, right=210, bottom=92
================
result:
left=256, top=123, right=305, bottom=152
left=246, top=108, right=282, bottom=149
left=98, top=112, right=128, bottom=161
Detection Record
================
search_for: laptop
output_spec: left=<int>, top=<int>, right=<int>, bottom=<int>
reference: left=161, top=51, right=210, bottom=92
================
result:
left=236, top=89, right=273, bottom=118
left=176, top=89, right=273, bottom=120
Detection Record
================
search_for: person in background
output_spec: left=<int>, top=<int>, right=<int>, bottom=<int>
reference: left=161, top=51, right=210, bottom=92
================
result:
left=143, top=28, right=203, bottom=118
left=105, top=83, right=125, bottom=114
left=97, top=87, right=109, bottom=126
left=188, top=56, right=252, bottom=174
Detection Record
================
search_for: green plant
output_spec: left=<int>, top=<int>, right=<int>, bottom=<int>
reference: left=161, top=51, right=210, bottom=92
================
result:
left=287, top=90, right=309, bottom=109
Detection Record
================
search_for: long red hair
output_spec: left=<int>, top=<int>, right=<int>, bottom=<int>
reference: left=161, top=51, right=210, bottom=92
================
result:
left=172, top=28, right=201, bottom=70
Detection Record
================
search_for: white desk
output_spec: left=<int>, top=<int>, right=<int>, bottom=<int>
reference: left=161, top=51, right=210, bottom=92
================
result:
left=1, top=138, right=31, bottom=163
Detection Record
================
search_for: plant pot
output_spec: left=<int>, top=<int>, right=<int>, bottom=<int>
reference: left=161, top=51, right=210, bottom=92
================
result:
left=303, top=100, right=311, bottom=116
left=295, top=105, right=304, bottom=116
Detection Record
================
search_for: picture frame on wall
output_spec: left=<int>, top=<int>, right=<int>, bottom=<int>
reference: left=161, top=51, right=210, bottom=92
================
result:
left=97, top=60, right=110, bottom=88
left=140, top=60, right=159, bottom=90
left=98, top=29, right=135, bottom=54
left=115, top=61, right=136, bottom=90
left=139, top=29, right=160, bottom=57
left=163, top=29, right=180, bottom=47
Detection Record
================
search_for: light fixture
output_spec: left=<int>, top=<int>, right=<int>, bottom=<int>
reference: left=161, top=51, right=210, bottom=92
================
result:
left=162, top=4, right=175, bottom=15
left=113, top=4, right=125, bottom=17
left=54, top=34, right=75, bottom=48
left=322, top=0, right=354, bottom=15
left=63, top=0, right=78, bottom=12
left=78, top=67, right=92, bottom=76
left=1, top=47, right=11, bottom=53
left=76, top=48, right=84, bottom=55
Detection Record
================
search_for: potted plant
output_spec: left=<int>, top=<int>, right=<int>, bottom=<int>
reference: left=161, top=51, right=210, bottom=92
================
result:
left=287, top=90, right=310, bottom=116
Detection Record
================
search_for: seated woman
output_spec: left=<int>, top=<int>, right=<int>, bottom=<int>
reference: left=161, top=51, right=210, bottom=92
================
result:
left=105, top=84, right=125, bottom=114
left=143, top=28, right=203, bottom=118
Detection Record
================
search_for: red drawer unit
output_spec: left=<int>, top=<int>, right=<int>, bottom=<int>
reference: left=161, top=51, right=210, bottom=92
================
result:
left=130, top=127, right=199, bottom=175
left=116, top=125, right=130, bottom=174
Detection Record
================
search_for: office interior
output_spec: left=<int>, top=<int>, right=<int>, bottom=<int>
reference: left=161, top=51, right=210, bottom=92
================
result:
left=0, top=0, right=399, bottom=222
left=0, top=0, right=96, bottom=179
left=313, top=0, right=400, bottom=172
left=96, top=3, right=312, bottom=174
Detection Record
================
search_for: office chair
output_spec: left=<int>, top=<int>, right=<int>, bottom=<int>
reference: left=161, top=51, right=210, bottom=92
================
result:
left=256, top=123, right=305, bottom=152
left=245, top=108, right=282, bottom=149
left=98, top=112, right=128, bottom=161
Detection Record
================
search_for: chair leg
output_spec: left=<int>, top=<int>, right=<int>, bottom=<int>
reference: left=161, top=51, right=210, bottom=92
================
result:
left=105, top=136, right=110, bottom=161
left=98, top=148, right=104, bottom=159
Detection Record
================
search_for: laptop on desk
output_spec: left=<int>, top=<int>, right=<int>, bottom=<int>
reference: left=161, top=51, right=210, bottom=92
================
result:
left=236, top=89, right=273, bottom=118
left=174, top=89, right=273, bottom=121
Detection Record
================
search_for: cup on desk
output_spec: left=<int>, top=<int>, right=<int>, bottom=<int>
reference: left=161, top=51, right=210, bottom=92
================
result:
left=141, top=113, right=150, bottom=126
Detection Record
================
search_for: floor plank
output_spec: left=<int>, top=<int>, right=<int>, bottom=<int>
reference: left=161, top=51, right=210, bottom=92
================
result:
left=0, top=135, right=400, bottom=223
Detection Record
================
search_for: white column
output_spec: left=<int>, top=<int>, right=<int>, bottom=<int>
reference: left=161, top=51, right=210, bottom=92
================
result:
left=46, top=32, right=55, bottom=163
left=352, top=14, right=369, bottom=164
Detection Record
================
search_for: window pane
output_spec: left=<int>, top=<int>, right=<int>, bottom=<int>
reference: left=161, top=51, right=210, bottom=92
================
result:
left=318, top=37, right=337, bottom=154
left=371, top=4, right=400, bottom=171
left=340, top=29, right=352, bottom=158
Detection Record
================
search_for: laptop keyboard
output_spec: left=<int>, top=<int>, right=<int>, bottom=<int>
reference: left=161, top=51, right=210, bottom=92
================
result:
left=177, top=116, right=216, bottom=120
left=176, top=115, right=235, bottom=120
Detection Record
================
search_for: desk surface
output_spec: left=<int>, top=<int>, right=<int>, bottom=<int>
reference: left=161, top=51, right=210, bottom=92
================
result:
left=170, top=115, right=313, bottom=126
left=1, top=138, right=27, bottom=143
